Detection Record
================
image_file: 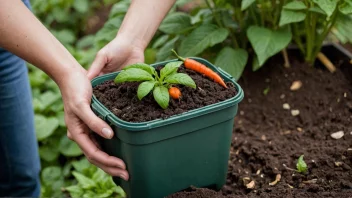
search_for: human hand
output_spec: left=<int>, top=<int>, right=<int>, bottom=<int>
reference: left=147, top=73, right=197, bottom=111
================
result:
left=87, top=35, right=145, bottom=80
left=59, top=68, right=129, bottom=181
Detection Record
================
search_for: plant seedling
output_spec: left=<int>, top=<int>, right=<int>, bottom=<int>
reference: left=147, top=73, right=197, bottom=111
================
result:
left=296, top=155, right=308, bottom=174
left=114, top=62, right=196, bottom=109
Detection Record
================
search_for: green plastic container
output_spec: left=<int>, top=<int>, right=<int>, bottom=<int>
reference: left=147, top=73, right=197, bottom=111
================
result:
left=91, top=58, right=244, bottom=198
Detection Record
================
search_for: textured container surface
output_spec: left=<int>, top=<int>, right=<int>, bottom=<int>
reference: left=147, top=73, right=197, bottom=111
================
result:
left=91, top=58, right=244, bottom=198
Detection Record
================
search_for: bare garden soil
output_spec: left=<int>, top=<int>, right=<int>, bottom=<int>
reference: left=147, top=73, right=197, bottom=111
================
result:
left=93, top=66, right=237, bottom=122
left=167, top=48, right=352, bottom=198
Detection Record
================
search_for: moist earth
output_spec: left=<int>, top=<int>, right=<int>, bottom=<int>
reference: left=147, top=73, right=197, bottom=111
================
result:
left=93, top=66, right=238, bottom=122
left=167, top=52, right=352, bottom=197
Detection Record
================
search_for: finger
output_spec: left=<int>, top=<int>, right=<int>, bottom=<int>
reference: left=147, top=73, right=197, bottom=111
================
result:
left=75, top=102, right=114, bottom=139
left=87, top=51, right=107, bottom=80
left=88, top=159, right=129, bottom=180
left=71, top=128, right=126, bottom=170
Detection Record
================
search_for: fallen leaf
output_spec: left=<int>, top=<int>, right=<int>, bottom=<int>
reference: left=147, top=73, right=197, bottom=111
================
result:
left=302, top=179, right=317, bottom=184
left=330, top=131, right=344, bottom=139
left=269, top=174, right=281, bottom=186
left=290, top=80, right=302, bottom=91
left=246, top=180, right=255, bottom=189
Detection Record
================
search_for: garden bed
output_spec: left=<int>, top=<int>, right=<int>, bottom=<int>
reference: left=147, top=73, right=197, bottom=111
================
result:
left=167, top=45, right=352, bottom=198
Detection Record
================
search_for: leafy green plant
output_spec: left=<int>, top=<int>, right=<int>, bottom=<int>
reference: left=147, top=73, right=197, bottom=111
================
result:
left=114, top=62, right=196, bottom=109
left=296, top=155, right=308, bottom=174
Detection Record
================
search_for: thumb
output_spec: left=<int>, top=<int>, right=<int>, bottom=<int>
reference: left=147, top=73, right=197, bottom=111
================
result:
left=76, top=102, right=114, bottom=139
left=87, top=51, right=108, bottom=80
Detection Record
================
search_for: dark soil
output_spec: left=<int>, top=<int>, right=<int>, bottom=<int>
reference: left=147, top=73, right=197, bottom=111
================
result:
left=167, top=48, right=352, bottom=197
left=93, top=66, right=237, bottom=122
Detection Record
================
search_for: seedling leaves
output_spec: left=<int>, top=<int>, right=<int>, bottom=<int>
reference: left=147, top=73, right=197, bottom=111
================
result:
left=114, top=68, right=154, bottom=83
left=137, top=81, right=156, bottom=100
left=165, top=73, right=197, bottom=88
left=153, top=86, right=169, bottom=109
left=296, top=155, right=308, bottom=174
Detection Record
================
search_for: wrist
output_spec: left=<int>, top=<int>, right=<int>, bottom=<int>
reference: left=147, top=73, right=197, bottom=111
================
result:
left=115, top=31, right=147, bottom=51
left=54, top=64, right=86, bottom=89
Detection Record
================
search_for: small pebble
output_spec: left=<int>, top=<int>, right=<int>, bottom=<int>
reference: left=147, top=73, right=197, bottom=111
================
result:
left=283, top=103, right=290, bottom=110
left=344, top=92, right=347, bottom=98
left=335, top=162, right=343, bottom=167
left=280, top=94, right=285, bottom=99
left=290, top=80, right=302, bottom=91
left=240, top=111, right=244, bottom=115
left=291, top=109, right=300, bottom=116
left=246, top=181, right=255, bottom=189
left=330, top=131, right=344, bottom=139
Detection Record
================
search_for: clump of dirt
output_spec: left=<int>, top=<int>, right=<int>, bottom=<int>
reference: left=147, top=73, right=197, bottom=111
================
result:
left=93, top=66, right=238, bottom=122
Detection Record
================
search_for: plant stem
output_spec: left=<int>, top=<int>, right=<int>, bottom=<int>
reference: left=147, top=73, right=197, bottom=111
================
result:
left=305, top=11, right=313, bottom=62
left=282, top=48, right=290, bottom=68
left=205, top=0, right=223, bottom=28
left=249, top=5, right=259, bottom=25
left=293, top=23, right=305, bottom=54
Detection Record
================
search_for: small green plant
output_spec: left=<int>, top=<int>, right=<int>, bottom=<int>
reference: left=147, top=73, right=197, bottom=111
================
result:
left=114, top=62, right=196, bottom=109
left=296, top=155, right=308, bottom=174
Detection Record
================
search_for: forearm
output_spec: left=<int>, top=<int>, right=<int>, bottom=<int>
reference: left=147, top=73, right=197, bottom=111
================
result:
left=0, top=0, right=83, bottom=86
left=117, top=0, right=176, bottom=49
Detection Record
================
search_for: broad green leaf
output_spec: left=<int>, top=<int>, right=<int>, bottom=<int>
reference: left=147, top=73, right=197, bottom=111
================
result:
left=165, top=73, right=197, bottom=88
left=153, top=86, right=170, bottom=109
left=35, top=115, right=59, bottom=141
left=33, top=98, right=43, bottom=112
left=76, top=35, right=95, bottom=49
left=339, top=1, right=352, bottom=14
left=113, top=186, right=126, bottom=196
left=179, top=25, right=229, bottom=57
left=152, top=35, right=169, bottom=48
left=57, top=111, right=66, bottom=127
left=72, top=171, right=96, bottom=189
left=159, top=12, right=192, bottom=34
left=313, top=0, right=338, bottom=18
left=39, top=144, right=59, bottom=162
left=65, top=185, right=84, bottom=198
left=123, top=63, right=155, bottom=74
left=191, top=9, right=212, bottom=24
left=160, top=61, right=183, bottom=79
left=252, top=56, right=261, bottom=71
left=41, top=166, right=62, bottom=185
left=99, top=190, right=114, bottom=198
left=40, top=91, right=61, bottom=110
left=72, top=158, right=91, bottom=173
left=283, top=1, right=307, bottom=10
left=109, top=1, right=130, bottom=18
left=247, top=26, right=292, bottom=66
left=114, top=68, right=154, bottom=83
left=52, top=7, right=69, bottom=23
left=144, top=48, right=157, bottom=64
left=241, top=0, right=256, bottom=11
left=215, top=47, right=248, bottom=80
left=92, top=168, right=107, bottom=182
left=296, top=155, right=308, bottom=173
left=309, top=6, right=326, bottom=15
left=137, top=81, right=156, bottom=100
left=279, top=10, right=306, bottom=26
left=63, top=162, right=72, bottom=178
left=59, top=136, right=83, bottom=157
left=52, top=29, right=76, bottom=45
left=73, top=0, right=89, bottom=13
left=156, top=36, right=179, bottom=61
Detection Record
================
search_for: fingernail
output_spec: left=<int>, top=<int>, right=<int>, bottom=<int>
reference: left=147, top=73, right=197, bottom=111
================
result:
left=120, top=174, right=128, bottom=181
left=102, top=128, right=113, bottom=138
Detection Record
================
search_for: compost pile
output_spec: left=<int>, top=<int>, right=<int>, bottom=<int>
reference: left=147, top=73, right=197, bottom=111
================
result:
left=167, top=53, right=352, bottom=198
left=93, top=66, right=237, bottom=122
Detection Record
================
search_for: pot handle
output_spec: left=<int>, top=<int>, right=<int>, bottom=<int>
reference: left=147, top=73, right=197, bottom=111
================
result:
left=91, top=100, right=111, bottom=122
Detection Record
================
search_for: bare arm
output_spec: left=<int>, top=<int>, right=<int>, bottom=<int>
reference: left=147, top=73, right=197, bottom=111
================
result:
left=87, top=0, right=177, bottom=79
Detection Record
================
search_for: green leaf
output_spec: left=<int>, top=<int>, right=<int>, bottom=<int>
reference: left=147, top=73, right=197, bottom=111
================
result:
left=72, top=158, right=91, bottom=173
left=57, top=111, right=66, bottom=127
left=52, top=29, right=76, bottom=45
left=73, top=0, right=89, bottom=13
left=41, top=166, right=62, bottom=186
left=35, top=115, right=59, bottom=141
left=241, top=0, right=256, bottom=11
left=339, top=1, right=352, bottom=14
left=40, top=91, right=61, bottom=110
left=98, top=190, right=114, bottom=198
left=137, top=81, right=156, bottom=100
left=160, top=61, right=183, bottom=79
left=165, top=73, right=196, bottom=88
left=159, top=12, right=192, bottom=34
left=252, top=56, right=260, bottom=71
left=191, top=9, right=212, bottom=24
left=39, top=144, right=59, bottom=162
left=263, top=87, right=270, bottom=95
left=109, top=1, right=130, bottom=18
left=215, top=47, right=248, bottom=80
left=309, top=6, right=327, bottom=15
left=144, top=48, right=157, bottom=64
left=76, top=35, right=95, bottom=49
left=313, top=0, right=338, bottom=18
left=72, top=171, right=96, bottom=189
left=179, top=24, right=229, bottom=57
left=92, top=168, right=107, bottom=182
left=247, top=26, right=292, bottom=66
left=152, top=35, right=169, bottom=48
left=283, top=1, right=307, bottom=10
left=65, top=185, right=84, bottom=198
left=123, top=63, right=155, bottom=74
left=113, top=186, right=126, bottom=197
left=156, top=36, right=179, bottom=61
left=59, top=136, right=83, bottom=157
left=153, top=86, right=170, bottom=109
left=296, top=155, right=308, bottom=173
left=114, top=68, right=154, bottom=83
left=279, top=10, right=306, bottom=26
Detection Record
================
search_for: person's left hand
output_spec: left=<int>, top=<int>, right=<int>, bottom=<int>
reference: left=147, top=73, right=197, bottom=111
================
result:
left=87, top=35, right=145, bottom=80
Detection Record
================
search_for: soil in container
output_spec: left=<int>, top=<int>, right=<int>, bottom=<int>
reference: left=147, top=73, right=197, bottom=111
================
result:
left=167, top=49, right=352, bottom=197
left=93, top=65, right=238, bottom=122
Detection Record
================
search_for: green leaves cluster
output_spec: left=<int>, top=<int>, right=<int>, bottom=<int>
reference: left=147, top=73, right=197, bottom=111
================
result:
left=296, top=155, right=308, bottom=174
left=114, top=62, right=196, bottom=109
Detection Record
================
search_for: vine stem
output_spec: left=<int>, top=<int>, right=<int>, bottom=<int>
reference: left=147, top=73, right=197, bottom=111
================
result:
left=282, top=48, right=290, bottom=68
